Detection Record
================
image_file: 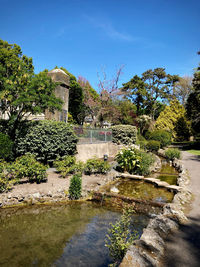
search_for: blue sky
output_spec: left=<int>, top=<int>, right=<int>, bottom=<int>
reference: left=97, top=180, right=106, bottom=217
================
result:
left=1, top=0, right=200, bottom=91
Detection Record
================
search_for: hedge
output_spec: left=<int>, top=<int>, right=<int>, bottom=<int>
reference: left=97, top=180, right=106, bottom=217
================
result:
left=15, top=120, right=78, bottom=164
left=111, top=125, right=137, bottom=145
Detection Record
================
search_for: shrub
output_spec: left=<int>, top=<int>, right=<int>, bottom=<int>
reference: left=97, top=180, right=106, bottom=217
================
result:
left=84, top=158, right=111, bottom=175
left=146, top=140, right=160, bottom=152
left=136, top=134, right=148, bottom=150
left=148, top=130, right=171, bottom=148
left=115, top=148, right=155, bottom=176
left=0, top=133, right=13, bottom=160
left=135, top=150, right=155, bottom=175
left=54, top=156, right=84, bottom=177
left=0, top=173, right=14, bottom=193
left=15, top=120, right=78, bottom=164
left=115, top=148, right=141, bottom=174
left=68, top=174, right=82, bottom=200
left=111, top=125, right=137, bottom=145
left=10, top=154, right=48, bottom=183
left=165, top=148, right=181, bottom=160
left=105, top=207, right=138, bottom=264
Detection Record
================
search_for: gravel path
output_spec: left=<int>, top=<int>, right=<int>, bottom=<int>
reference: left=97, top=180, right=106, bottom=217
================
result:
left=161, top=151, right=200, bottom=267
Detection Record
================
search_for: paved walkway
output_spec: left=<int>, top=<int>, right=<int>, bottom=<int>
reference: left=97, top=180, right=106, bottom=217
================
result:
left=161, top=151, right=200, bottom=267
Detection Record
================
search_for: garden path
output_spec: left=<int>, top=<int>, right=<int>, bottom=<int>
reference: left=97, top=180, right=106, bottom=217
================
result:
left=161, top=151, right=200, bottom=267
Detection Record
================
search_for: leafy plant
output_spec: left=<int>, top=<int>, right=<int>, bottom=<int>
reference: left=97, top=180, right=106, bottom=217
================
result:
left=105, top=207, right=138, bottom=265
left=0, top=173, right=14, bottom=193
left=146, top=140, right=160, bottom=152
left=10, top=154, right=48, bottom=183
left=115, top=148, right=141, bottom=174
left=165, top=148, right=181, bottom=160
left=68, top=174, right=82, bottom=200
left=15, top=120, right=78, bottom=164
left=84, top=158, right=111, bottom=175
left=111, top=125, right=137, bottom=145
left=134, top=150, right=155, bottom=175
left=0, top=133, right=13, bottom=160
left=54, top=156, right=84, bottom=177
left=147, top=130, right=171, bottom=148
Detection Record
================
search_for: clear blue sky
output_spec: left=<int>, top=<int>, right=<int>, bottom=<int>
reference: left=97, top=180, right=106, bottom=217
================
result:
left=1, top=0, right=199, bottom=91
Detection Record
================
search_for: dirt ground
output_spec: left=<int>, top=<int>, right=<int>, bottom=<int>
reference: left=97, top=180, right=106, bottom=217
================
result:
left=5, top=169, right=114, bottom=198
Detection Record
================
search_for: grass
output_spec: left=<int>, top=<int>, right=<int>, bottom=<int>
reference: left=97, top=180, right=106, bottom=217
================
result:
left=186, top=150, right=200, bottom=156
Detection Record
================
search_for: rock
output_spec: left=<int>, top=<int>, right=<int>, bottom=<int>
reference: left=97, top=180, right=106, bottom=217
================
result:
left=32, top=192, right=40, bottom=199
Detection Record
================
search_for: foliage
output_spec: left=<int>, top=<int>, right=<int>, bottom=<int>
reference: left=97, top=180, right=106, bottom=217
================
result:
left=9, top=154, right=48, bottom=183
left=60, top=67, right=84, bottom=124
left=0, top=132, right=13, bottom=160
left=105, top=207, right=138, bottom=264
left=147, top=129, right=171, bottom=148
left=54, top=156, right=84, bottom=177
left=136, top=134, right=147, bottom=150
left=0, top=40, right=63, bottom=139
left=121, top=68, right=179, bottom=119
left=155, top=100, right=191, bottom=140
left=68, top=174, right=82, bottom=200
left=133, top=149, right=155, bottom=175
left=136, top=115, right=152, bottom=135
left=15, top=120, right=78, bottom=164
left=0, top=173, right=14, bottom=193
left=165, top=148, right=181, bottom=160
left=115, top=148, right=141, bottom=174
left=146, top=140, right=160, bottom=152
left=173, top=76, right=193, bottom=106
left=111, top=125, right=137, bottom=145
left=84, top=158, right=110, bottom=174
left=186, top=63, right=200, bottom=134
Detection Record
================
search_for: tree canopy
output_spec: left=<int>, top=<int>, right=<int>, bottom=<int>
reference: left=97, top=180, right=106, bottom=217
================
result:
left=0, top=39, right=63, bottom=138
left=121, top=68, right=179, bottom=120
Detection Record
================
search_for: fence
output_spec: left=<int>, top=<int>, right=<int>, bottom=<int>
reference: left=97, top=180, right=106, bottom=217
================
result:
left=73, top=126, right=112, bottom=144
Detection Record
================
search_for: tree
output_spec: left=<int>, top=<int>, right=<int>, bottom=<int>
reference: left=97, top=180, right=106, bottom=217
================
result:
left=0, top=40, right=63, bottom=139
left=91, top=65, right=124, bottom=127
left=77, top=76, right=100, bottom=123
left=186, top=68, right=200, bottom=134
left=60, top=67, right=84, bottom=125
left=155, top=100, right=190, bottom=140
left=121, top=68, right=179, bottom=120
left=173, top=76, right=193, bottom=105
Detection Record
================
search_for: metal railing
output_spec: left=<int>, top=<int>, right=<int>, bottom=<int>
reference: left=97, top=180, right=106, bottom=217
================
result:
left=74, top=126, right=112, bottom=144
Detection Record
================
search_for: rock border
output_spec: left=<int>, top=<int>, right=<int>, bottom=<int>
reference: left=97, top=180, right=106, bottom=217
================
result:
left=120, top=149, right=192, bottom=267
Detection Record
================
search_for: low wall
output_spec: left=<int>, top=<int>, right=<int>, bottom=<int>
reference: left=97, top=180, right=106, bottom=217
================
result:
left=76, top=142, right=119, bottom=162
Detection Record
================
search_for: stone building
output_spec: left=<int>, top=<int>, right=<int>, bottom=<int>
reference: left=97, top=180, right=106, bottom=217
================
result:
left=45, top=68, right=70, bottom=122
left=29, top=68, right=70, bottom=122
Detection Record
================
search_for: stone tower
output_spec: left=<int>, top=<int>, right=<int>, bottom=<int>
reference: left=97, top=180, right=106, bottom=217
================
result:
left=45, top=68, right=70, bottom=122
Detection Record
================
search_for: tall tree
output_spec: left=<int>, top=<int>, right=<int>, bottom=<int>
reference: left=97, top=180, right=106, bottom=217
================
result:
left=173, top=76, right=193, bottom=105
left=186, top=53, right=200, bottom=134
left=121, top=68, right=179, bottom=120
left=77, top=76, right=100, bottom=123
left=0, top=40, right=63, bottom=139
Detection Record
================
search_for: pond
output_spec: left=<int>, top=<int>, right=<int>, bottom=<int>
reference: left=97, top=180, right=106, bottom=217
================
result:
left=150, top=159, right=179, bottom=185
left=0, top=202, right=149, bottom=267
left=106, top=179, right=174, bottom=203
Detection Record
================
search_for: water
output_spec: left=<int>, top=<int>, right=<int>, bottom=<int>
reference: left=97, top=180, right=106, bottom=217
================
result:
left=151, top=159, right=179, bottom=185
left=0, top=202, right=149, bottom=267
left=106, top=179, right=174, bottom=203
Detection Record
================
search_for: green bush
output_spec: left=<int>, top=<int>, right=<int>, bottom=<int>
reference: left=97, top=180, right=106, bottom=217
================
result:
left=111, top=125, right=137, bottom=145
left=136, top=134, right=148, bottom=150
left=105, top=207, right=138, bottom=264
left=54, top=156, right=84, bottom=177
left=0, top=173, right=14, bottom=193
left=0, top=133, right=13, bottom=160
left=10, top=154, right=48, bottom=183
left=69, top=174, right=82, bottom=200
left=115, top=148, right=155, bottom=176
left=15, top=120, right=78, bottom=164
left=148, top=130, right=171, bottom=148
left=146, top=140, right=160, bottom=152
left=115, top=148, right=141, bottom=174
left=84, top=158, right=111, bottom=175
left=165, top=148, right=181, bottom=160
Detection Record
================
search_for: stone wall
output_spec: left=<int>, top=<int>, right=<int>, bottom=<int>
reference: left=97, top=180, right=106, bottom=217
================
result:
left=120, top=150, right=192, bottom=267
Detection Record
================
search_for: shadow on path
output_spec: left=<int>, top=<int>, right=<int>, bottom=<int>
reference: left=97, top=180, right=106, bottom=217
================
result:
left=161, top=216, right=200, bottom=267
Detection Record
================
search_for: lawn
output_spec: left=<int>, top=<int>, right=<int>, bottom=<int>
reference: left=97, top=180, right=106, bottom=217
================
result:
left=186, top=150, right=200, bottom=156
